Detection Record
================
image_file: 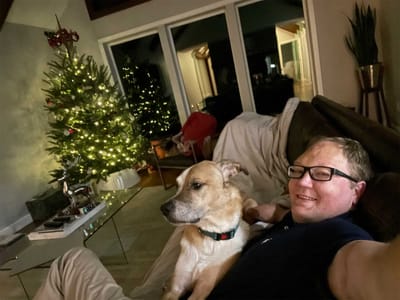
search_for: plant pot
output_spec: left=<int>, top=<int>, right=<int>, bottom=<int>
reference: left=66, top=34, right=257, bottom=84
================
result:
left=358, top=63, right=383, bottom=91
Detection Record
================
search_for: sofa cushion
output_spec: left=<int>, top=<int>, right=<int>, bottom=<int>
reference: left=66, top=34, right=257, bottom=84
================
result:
left=286, top=101, right=340, bottom=163
left=354, top=172, right=400, bottom=242
left=312, top=95, right=400, bottom=173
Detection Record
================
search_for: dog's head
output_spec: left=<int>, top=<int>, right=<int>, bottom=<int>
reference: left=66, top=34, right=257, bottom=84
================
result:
left=160, top=160, right=247, bottom=225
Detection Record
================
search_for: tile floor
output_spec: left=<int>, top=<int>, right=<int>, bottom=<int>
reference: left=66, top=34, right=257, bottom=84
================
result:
left=0, top=182, right=178, bottom=300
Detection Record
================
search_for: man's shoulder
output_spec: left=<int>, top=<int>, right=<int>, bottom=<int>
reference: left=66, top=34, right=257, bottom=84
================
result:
left=305, top=213, right=373, bottom=246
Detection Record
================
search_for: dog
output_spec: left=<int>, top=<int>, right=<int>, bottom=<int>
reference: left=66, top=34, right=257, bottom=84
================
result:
left=160, top=160, right=257, bottom=300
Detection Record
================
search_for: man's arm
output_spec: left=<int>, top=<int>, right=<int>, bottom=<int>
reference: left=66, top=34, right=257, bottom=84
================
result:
left=328, top=235, right=400, bottom=300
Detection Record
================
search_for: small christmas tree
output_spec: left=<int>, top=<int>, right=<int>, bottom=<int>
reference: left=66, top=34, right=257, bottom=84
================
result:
left=43, top=19, right=147, bottom=185
left=120, top=57, right=180, bottom=140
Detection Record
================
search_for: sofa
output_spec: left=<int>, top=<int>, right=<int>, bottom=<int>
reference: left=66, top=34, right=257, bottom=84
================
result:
left=130, top=94, right=400, bottom=299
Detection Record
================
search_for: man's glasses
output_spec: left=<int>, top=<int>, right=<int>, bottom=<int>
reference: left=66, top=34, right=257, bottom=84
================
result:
left=287, top=165, right=358, bottom=182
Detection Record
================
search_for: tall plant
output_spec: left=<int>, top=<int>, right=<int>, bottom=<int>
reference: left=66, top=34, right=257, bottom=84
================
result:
left=345, top=3, right=379, bottom=67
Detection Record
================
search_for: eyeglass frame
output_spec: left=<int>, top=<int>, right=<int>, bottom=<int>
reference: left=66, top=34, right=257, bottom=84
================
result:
left=287, top=165, right=359, bottom=183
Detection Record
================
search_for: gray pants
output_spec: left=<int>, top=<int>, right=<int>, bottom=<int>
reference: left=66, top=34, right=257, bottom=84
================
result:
left=33, top=247, right=131, bottom=300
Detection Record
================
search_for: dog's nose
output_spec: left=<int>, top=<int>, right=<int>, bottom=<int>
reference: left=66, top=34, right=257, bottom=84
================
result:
left=160, top=201, right=174, bottom=216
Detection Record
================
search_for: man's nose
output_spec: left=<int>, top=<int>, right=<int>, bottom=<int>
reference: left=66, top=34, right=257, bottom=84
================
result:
left=296, top=171, right=314, bottom=186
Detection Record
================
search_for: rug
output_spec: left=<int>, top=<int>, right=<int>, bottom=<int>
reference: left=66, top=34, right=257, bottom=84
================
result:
left=85, top=185, right=177, bottom=268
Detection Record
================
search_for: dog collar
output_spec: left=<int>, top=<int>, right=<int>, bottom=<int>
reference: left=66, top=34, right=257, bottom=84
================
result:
left=198, top=223, right=240, bottom=241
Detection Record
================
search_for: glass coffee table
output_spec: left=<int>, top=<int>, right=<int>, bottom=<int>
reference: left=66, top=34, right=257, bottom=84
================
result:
left=0, top=185, right=142, bottom=299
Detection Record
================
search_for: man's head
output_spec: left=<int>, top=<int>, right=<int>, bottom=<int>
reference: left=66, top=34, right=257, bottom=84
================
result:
left=288, top=137, right=373, bottom=223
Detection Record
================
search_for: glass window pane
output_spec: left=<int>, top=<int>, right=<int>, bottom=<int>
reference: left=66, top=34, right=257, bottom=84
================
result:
left=239, top=0, right=313, bottom=115
left=111, top=34, right=181, bottom=140
left=171, top=14, right=243, bottom=131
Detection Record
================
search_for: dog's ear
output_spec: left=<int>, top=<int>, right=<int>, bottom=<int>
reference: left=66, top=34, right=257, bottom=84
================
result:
left=217, top=160, right=248, bottom=182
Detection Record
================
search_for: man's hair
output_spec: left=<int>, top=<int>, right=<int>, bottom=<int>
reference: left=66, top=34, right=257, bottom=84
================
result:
left=307, top=136, right=373, bottom=181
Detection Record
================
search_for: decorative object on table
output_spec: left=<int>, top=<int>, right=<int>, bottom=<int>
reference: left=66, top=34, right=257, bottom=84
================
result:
left=27, top=201, right=106, bottom=240
left=42, top=16, right=148, bottom=186
left=26, top=158, right=106, bottom=241
left=57, top=157, right=96, bottom=212
left=26, top=187, right=70, bottom=223
left=345, top=3, right=391, bottom=127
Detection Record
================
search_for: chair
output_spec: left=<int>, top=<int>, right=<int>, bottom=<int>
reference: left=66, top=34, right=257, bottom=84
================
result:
left=151, top=135, right=218, bottom=189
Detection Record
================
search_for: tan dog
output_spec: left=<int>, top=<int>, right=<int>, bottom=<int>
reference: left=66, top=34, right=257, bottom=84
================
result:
left=160, top=160, right=257, bottom=300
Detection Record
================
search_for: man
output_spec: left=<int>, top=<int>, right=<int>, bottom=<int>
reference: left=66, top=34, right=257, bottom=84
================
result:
left=34, top=137, right=400, bottom=300
left=208, top=136, right=373, bottom=299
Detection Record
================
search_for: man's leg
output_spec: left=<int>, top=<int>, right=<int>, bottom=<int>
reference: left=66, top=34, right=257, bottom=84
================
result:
left=33, top=247, right=131, bottom=300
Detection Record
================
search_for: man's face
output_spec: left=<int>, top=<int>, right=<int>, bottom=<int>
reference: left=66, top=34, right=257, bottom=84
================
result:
left=288, top=141, right=363, bottom=223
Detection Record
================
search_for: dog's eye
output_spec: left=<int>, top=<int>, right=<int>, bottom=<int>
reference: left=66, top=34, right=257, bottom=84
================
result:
left=191, top=181, right=203, bottom=190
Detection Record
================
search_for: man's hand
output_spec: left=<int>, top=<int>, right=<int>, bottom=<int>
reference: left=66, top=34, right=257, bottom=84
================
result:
left=243, top=203, right=288, bottom=224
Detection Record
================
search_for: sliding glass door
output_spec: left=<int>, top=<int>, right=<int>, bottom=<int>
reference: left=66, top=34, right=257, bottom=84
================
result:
left=238, top=0, right=312, bottom=115
left=171, top=13, right=243, bottom=130
left=107, top=0, right=312, bottom=133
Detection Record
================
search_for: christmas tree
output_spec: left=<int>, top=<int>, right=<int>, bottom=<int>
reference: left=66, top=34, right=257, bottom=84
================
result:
left=120, top=57, right=180, bottom=140
left=43, top=20, right=147, bottom=185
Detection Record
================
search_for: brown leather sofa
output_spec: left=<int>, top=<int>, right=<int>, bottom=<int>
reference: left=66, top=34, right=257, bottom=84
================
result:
left=287, top=95, right=400, bottom=242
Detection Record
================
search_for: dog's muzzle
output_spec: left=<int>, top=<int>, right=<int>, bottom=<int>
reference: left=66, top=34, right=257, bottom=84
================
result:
left=160, top=201, right=174, bottom=217
left=160, top=200, right=200, bottom=224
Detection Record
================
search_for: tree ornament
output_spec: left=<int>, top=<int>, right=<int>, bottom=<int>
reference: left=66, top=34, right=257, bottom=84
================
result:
left=46, top=98, right=55, bottom=107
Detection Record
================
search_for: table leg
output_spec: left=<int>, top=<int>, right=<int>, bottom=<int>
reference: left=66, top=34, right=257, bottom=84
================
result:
left=17, top=274, right=30, bottom=300
left=111, top=217, right=129, bottom=264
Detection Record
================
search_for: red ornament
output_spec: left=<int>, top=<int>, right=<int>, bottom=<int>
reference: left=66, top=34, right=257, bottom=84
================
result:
left=68, top=128, right=75, bottom=135
left=46, top=98, right=55, bottom=107
left=44, top=15, right=79, bottom=49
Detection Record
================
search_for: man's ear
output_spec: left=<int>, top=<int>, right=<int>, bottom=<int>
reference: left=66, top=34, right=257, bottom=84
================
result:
left=352, top=180, right=367, bottom=205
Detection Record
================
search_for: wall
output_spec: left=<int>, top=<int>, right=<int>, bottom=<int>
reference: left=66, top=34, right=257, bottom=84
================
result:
left=0, top=22, right=53, bottom=234
left=306, top=0, right=361, bottom=107
left=380, top=0, right=400, bottom=131
left=0, top=0, right=101, bottom=235
left=308, top=0, right=399, bottom=128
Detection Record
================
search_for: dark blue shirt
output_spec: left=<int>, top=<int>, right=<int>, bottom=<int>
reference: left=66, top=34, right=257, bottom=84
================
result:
left=207, top=212, right=373, bottom=300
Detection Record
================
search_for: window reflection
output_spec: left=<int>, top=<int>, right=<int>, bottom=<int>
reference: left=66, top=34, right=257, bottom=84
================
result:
left=171, top=14, right=243, bottom=131
left=111, top=34, right=180, bottom=140
left=239, top=0, right=313, bottom=115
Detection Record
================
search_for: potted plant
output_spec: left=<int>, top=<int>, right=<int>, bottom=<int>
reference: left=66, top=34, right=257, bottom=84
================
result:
left=345, top=3, right=382, bottom=90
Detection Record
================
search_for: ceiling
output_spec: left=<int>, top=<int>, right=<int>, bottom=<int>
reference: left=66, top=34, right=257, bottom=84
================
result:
left=2, top=0, right=69, bottom=30
left=1, top=0, right=151, bottom=31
